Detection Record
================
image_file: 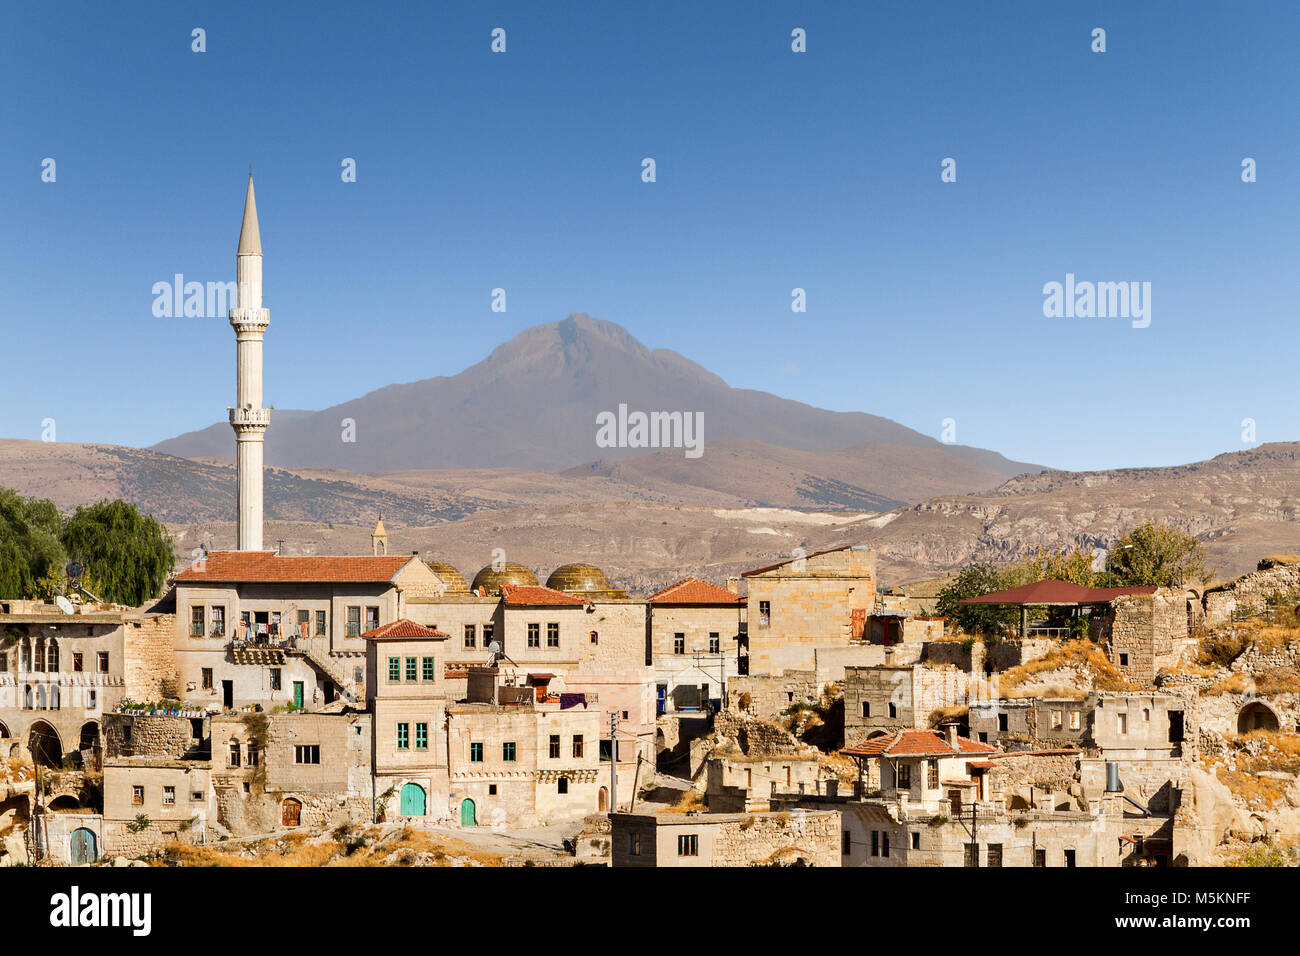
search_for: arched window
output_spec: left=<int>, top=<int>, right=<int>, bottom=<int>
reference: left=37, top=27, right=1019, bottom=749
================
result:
left=35, top=685, right=47, bottom=710
left=50, top=684, right=60, bottom=711
left=23, top=685, right=33, bottom=710
left=46, top=639, right=59, bottom=673
left=19, top=638, right=31, bottom=672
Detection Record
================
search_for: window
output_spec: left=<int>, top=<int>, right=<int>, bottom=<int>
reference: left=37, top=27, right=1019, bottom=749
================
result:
left=758, top=601, right=770, bottom=626
left=397, top=723, right=409, bottom=749
left=269, top=668, right=281, bottom=691
left=629, top=832, right=641, bottom=855
left=1064, top=849, right=1076, bottom=867
left=200, top=667, right=214, bottom=690
left=72, top=652, right=83, bottom=672
left=881, top=833, right=890, bottom=858
left=600, top=740, right=614, bottom=762
left=294, top=745, right=320, bottom=764
left=911, top=832, right=920, bottom=850
left=416, top=723, right=428, bottom=750
left=871, top=831, right=879, bottom=857
left=503, top=742, right=516, bottom=762
left=229, top=742, right=241, bottom=767
left=1118, top=713, right=1128, bottom=735
left=528, top=623, right=540, bottom=648
left=677, top=834, right=698, bottom=857
left=546, top=623, right=559, bottom=648
left=46, top=641, right=58, bottom=672
left=861, top=701, right=870, bottom=718
left=211, top=606, right=225, bottom=637
left=346, top=606, right=361, bottom=637
left=163, top=786, right=175, bottom=805
left=1051, top=710, right=1063, bottom=730
left=421, top=657, right=435, bottom=681
left=0, top=652, right=6, bottom=672
left=404, top=657, right=417, bottom=682
left=388, top=657, right=400, bottom=682
left=1069, top=711, right=1081, bottom=730
left=557, top=777, right=568, bottom=794
left=466, top=741, right=485, bottom=763
left=926, top=759, right=939, bottom=790
left=132, top=786, right=143, bottom=806
left=1143, top=708, right=1151, bottom=722
left=191, top=791, right=203, bottom=802
left=1034, top=848, right=1046, bottom=867
left=365, top=606, right=380, bottom=631
left=888, top=703, right=897, bottom=719
left=247, top=743, right=259, bottom=766
left=464, top=624, right=476, bottom=648
left=1119, top=653, right=1129, bottom=666
left=488, top=784, right=497, bottom=796
left=572, top=735, right=584, bottom=759
left=549, top=735, right=560, bottom=759
left=483, top=623, right=494, bottom=645
left=590, top=630, right=599, bottom=644
left=963, top=844, right=977, bottom=867
left=987, top=843, right=1003, bottom=867
left=708, top=632, right=720, bottom=653
left=297, top=609, right=310, bottom=636
left=315, top=610, right=326, bottom=636
left=673, top=633, right=685, bottom=655
left=190, top=606, right=205, bottom=637
left=896, top=764, right=912, bottom=789
left=842, top=831, right=851, bottom=855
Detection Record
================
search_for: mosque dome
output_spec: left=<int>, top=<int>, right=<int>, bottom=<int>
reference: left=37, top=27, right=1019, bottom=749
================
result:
left=470, top=562, right=539, bottom=595
left=546, top=563, right=614, bottom=594
left=425, top=560, right=469, bottom=594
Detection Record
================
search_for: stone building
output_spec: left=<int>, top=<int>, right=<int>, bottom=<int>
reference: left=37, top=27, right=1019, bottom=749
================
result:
left=843, top=728, right=998, bottom=813
left=647, top=577, right=744, bottom=715
left=210, top=710, right=372, bottom=835
left=843, top=663, right=971, bottom=742
left=364, top=619, right=451, bottom=824
left=0, top=599, right=175, bottom=768
left=610, top=808, right=841, bottom=867
left=1096, top=588, right=1198, bottom=683
left=447, top=666, right=604, bottom=827
left=742, top=546, right=876, bottom=676
left=172, top=551, right=445, bottom=711
left=703, top=710, right=824, bottom=812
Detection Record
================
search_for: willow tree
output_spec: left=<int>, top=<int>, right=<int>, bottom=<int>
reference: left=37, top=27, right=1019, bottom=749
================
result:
left=61, top=500, right=173, bottom=606
left=0, top=489, right=65, bottom=599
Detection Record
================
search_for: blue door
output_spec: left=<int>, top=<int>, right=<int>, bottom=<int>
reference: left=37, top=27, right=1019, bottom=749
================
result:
left=69, top=828, right=97, bottom=864
left=400, top=783, right=426, bottom=816
left=656, top=685, right=667, bottom=716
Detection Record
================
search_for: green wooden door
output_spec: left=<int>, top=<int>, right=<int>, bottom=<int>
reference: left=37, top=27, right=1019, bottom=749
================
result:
left=293, top=681, right=304, bottom=708
left=400, top=783, right=426, bottom=816
left=69, top=828, right=96, bottom=864
left=460, top=798, right=476, bottom=826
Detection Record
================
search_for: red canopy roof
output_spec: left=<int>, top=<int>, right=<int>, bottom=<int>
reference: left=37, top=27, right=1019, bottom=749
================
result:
left=960, top=580, right=1157, bottom=606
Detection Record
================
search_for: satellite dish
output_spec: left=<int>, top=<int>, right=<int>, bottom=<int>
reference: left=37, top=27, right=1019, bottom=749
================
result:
left=488, top=640, right=502, bottom=656
left=55, top=596, right=75, bottom=615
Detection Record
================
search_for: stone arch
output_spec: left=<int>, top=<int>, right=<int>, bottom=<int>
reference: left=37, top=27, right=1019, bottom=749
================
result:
left=598, top=786, right=609, bottom=812
left=28, top=720, right=62, bottom=768
left=0, top=719, right=9, bottom=738
left=79, top=721, right=100, bottom=752
left=1238, top=701, right=1280, bottom=734
left=47, top=794, right=81, bottom=812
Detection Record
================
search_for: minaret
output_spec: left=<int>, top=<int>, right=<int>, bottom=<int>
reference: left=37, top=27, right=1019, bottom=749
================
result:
left=228, top=174, right=271, bottom=551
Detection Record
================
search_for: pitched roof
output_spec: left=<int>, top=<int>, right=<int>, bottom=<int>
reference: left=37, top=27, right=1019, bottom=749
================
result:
left=175, top=551, right=416, bottom=584
left=959, top=579, right=1158, bottom=606
left=842, top=729, right=997, bottom=759
left=742, top=546, right=856, bottom=578
left=362, top=619, right=448, bottom=640
left=499, top=584, right=587, bottom=607
left=647, top=577, right=743, bottom=606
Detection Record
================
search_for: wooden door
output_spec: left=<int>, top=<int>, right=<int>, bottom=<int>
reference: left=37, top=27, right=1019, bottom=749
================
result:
left=282, top=798, right=302, bottom=827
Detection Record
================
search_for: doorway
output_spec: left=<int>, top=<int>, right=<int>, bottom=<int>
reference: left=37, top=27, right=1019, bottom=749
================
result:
left=281, top=798, right=302, bottom=827
left=69, top=828, right=97, bottom=864
left=460, top=798, right=477, bottom=826
left=221, top=680, right=234, bottom=710
left=400, top=783, right=426, bottom=817
left=293, top=681, right=304, bottom=709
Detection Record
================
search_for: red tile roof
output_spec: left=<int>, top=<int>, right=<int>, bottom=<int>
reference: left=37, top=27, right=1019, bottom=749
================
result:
left=842, top=730, right=997, bottom=759
left=499, top=585, right=587, bottom=607
left=959, top=579, right=1158, bottom=605
left=362, top=619, right=448, bottom=640
left=175, top=551, right=417, bottom=584
left=647, top=577, right=743, bottom=606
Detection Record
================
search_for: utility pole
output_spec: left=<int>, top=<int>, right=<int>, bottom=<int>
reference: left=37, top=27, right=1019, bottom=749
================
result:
left=629, top=753, right=643, bottom=812
left=970, top=800, right=978, bottom=867
left=609, top=710, right=618, bottom=814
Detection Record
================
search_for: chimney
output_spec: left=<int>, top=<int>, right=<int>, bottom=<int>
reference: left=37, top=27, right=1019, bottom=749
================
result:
left=726, top=576, right=740, bottom=595
left=945, top=724, right=959, bottom=747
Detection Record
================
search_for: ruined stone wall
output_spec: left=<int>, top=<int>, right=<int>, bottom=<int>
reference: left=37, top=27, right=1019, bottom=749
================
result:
left=727, top=672, right=819, bottom=721
left=123, top=614, right=178, bottom=701
left=1105, top=590, right=1190, bottom=683
left=104, top=714, right=198, bottom=760
left=711, top=810, right=840, bottom=867
left=1204, top=562, right=1300, bottom=627
left=987, top=751, right=1081, bottom=798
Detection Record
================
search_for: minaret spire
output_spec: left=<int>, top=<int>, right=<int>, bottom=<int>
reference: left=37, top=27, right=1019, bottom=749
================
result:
left=228, top=173, right=271, bottom=551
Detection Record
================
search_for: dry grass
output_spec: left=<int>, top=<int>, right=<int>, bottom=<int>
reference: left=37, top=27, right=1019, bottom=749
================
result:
left=660, top=789, right=707, bottom=814
left=160, top=826, right=507, bottom=868
left=998, top=639, right=1139, bottom=695
left=1204, top=731, right=1300, bottom=810
left=820, top=751, right=860, bottom=783
left=926, top=706, right=969, bottom=727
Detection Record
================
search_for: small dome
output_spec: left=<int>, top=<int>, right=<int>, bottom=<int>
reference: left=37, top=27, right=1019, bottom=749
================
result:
left=425, top=560, right=469, bottom=594
left=471, top=562, right=539, bottom=595
left=546, top=563, right=613, bottom=593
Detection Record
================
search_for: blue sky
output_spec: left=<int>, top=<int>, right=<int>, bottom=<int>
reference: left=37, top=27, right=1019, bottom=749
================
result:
left=4, top=1, right=1297, bottom=471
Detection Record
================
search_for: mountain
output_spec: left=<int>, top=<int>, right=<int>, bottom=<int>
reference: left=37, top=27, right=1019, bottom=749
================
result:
left=150, top=313, right=1043, bottom=480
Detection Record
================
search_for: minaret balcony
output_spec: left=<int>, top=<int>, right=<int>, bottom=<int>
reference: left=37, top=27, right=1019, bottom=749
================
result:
left=228, top=307, right=270, bottom=332
left=229, top=406, right=271, bottom=428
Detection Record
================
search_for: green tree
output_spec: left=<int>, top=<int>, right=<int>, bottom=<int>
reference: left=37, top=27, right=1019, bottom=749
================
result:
left=1006, top=546, right=1102, bottom=588
left=0, top=489, right=66, bottom=599
left=60, top=500, right=173, bottom=606
left=935, top=563, right=1020, bottom=636
left=1107, top=521, right=1210, bottom=587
